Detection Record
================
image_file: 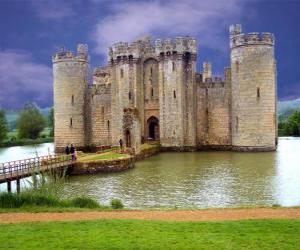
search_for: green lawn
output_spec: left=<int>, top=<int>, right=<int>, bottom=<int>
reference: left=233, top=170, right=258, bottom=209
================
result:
left=78, top=152, right=130, bottom=162
left=0, top=219, right=299, bottom=249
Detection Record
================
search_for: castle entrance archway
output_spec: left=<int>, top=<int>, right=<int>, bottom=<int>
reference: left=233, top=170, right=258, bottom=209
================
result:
left=147, top=116, right=159, bottom=141
left=125, top=130, right=131, bottom=147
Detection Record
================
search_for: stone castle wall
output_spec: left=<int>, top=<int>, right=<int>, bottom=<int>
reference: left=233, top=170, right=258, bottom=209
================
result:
left=53, top=25, right=277, bottom=152
left=196, top=77, right=231, bottom=147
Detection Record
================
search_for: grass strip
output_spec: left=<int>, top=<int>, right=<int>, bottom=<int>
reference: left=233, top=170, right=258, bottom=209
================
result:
left=0, top=219, right=300, bottom=249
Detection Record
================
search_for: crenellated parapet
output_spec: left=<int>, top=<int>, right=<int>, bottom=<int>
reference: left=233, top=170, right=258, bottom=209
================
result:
left=109, top=36, right=155, bottom=61
left=155, top=37, right=197, bottom=55
left=108, top=36, right=197, bottom=62
left=230, top=24, right=274, bottom=49
left=93, top=66, right=110, bottom=86
left=52, top=44, right=89, bottom=63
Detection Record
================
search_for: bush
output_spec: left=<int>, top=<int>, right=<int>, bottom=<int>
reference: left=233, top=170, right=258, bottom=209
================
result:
left=69, top=197, right=99, bottom=208
left=0, top=193, right=22, bottom=208
left=0, top=192, right=102, bottom=209
left=0, top=192, right=60, bottom=208
left=111, top=199, right=124, bottom=209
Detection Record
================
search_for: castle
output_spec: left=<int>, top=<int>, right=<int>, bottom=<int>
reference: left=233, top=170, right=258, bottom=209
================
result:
left=53, top=24, right=277, bottom=153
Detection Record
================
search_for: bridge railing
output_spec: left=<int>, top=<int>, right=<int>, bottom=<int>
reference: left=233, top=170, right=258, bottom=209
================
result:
left=0, top=154, right=73, bottom=181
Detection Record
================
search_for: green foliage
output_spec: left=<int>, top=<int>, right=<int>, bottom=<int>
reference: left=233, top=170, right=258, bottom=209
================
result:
left=69, top=197, right=100, bottom=208
left=111, top=199, right=124, bottom=209
left=0, top=192, right=101, bottom=209
left=278, top=110, right=300, bottom=136
left=0, top=192, right=60, bottom=208
left=1, top=219, right=300, bottom=249
left=17, top=102, right=46, bottom=139
left=0, top=109, right=8, bottom=142
left=48, top=107, right=54, bottom=137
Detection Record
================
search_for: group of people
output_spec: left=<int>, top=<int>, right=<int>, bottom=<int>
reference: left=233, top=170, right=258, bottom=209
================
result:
left=65, top=144, right=77, bottom=161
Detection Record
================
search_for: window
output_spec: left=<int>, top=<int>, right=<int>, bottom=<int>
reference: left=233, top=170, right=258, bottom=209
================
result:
left=107, top=120, right=110, bottom=131
left=101, top=106, right=104, bottom=115
left=172, top=62, right=175, bottom=71
left=235, top=116, right=239, bottom=131
left=129, top=91, right=131, bottom=100
left=71, top=95, right=74, bottom=105
left=173, top=90, right=176, bottom=99
left=70, top=118, right=73, bottom=128
left=235, top=61, right=239, bottom=73
left=120, top=69, right=124, bottom=78
left=151, top=88, right=154, bottom=97
left=257, top=87, right=260, bottom=98
left=206, top=108, right=209, bottom=132
left=150, top=67, right=153, bottom=76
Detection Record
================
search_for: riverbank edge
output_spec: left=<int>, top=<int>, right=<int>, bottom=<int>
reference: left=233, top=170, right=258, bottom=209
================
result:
left=69, top=146, right=160, bottom=174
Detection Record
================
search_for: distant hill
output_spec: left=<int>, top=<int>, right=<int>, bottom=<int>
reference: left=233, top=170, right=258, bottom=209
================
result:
left=278, top=98, right=300, bottom=119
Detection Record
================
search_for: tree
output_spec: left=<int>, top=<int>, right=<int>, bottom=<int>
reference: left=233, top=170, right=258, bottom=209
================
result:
left=17, top=102, right=46, bottom=139
left=48, top=107, right=54, bottom=137
left=278, top=110, right=300, bottom=136
left=0, top=109, right=8, bottom=142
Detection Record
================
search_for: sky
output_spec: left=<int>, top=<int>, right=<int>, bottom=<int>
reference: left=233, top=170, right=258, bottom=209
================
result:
left=0, top=0, right=299, bottom=109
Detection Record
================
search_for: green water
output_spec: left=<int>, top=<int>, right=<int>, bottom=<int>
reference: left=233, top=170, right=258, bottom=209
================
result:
left=61, top=137, right=300, bottom=208
left=1, top=138, right=300, bottom=209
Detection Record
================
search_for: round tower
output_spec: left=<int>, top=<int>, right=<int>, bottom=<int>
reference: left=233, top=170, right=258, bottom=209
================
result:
left=52, top=44, right=89, bottom=152
left=230, top=24, right=277, bottom=151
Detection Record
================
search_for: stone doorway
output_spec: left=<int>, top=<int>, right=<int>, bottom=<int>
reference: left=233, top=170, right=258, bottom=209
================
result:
left=147, top=116, right=159, bottom=141
left=125, top=130, right=131, bottom=147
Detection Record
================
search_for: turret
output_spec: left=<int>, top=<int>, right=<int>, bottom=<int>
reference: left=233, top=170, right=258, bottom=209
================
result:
left=155, top=37, right=198, bottom=148
left=52, top=44, right=89, bottom=152
left=230, top=24, right=277, bottom=151
left=202, top=62, right=212, bottom=81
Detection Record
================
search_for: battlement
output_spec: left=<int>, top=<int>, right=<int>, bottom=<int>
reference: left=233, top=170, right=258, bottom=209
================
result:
left=109, top=36, right=155, bottom=60
left=52, top=44, right=89, bottom=63
left=93, top=66, right=109, bottom=77
left=155, top=37, right=197, bottom=55
left=230, top=24, right=274, bottom=48
left=108, top=36, right=197, bottom=61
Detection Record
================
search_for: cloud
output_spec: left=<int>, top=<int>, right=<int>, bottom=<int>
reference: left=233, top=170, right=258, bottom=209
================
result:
left=91, top=0, right=250, bottom=55
left=0, top=50, right=52, bottom=109
left=30, top=0, right=75, bottom=20
left=279, top=82, right=300, bottom=101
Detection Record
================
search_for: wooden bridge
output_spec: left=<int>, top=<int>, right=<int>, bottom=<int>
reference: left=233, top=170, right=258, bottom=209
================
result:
left=0, top=154, right=74, bottom=193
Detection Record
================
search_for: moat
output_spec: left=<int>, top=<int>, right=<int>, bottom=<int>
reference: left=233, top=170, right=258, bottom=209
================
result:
left=1, top=137, right=300, bottom=209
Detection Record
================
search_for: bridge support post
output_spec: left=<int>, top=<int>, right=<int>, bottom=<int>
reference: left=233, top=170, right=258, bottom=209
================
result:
left=16, top=179, right=20, bottom=193
left=7, top=181, right=11, bottom=193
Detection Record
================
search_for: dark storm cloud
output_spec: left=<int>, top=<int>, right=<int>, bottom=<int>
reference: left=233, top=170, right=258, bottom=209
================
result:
left=0, top=50, right=52, bottom=109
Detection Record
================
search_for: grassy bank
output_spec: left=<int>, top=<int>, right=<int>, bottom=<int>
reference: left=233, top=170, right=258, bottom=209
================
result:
left=78, top=151, right=130, bottom=162
left=0, top=192, right=124, bottom=212
left=0, top=192, right=103, bottom=209
left=0, top=219, right=299, bottom=249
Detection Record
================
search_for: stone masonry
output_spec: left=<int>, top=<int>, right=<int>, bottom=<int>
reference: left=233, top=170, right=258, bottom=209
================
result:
left=53, top=24, right=277, bottom=152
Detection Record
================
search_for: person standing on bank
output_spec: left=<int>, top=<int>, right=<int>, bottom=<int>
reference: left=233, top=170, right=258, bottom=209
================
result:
left=65, top=145, right=70, bottom=155
left=119, top=139, right=123, bottom=149
left=70, top=144, right=76, bottom=161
